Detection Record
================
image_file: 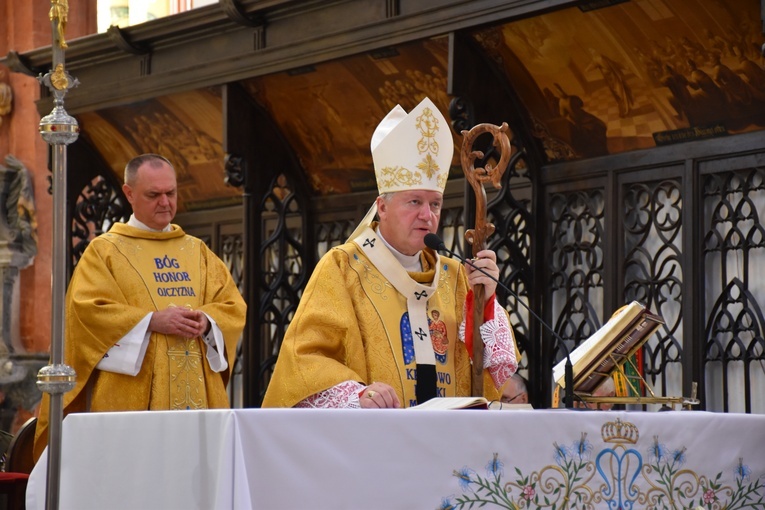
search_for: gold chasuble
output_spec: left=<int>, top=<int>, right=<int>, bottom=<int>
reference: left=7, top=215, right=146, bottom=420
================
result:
left=34, top=223, right=246, bottom=460
left=262, top=226, right=501, bottom=408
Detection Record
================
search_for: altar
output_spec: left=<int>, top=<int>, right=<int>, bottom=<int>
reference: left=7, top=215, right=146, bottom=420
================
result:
left=27, top=408, right=765, bottom=509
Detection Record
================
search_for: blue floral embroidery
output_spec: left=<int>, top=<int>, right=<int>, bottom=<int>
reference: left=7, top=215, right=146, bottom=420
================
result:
left=441, top=419, right=765, bottom=510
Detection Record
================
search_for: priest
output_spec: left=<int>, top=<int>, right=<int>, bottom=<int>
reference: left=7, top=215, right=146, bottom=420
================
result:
left=33, top=153, right=247, bottom=460
left=262, top=97, right=517, bottom=409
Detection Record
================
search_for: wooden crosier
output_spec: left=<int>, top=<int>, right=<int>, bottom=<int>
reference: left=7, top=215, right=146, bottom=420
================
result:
left=459, top=122, right=513, bottom=396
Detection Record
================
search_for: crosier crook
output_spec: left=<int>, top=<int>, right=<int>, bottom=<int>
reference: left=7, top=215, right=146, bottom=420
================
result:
left=459, top=122, right=513, bottom=396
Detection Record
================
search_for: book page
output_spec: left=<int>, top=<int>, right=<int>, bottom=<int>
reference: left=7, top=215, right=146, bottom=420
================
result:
left=553, top=301, right=660, bottom=388
left=409, top=397, right=489, bottom=410
left=553, top=301, right=642, bottom=383
left=487, top=402, right=534, bottom=410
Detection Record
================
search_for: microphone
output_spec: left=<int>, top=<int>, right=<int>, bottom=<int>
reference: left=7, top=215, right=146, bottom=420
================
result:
left=424, top=233, right=576, bottom=408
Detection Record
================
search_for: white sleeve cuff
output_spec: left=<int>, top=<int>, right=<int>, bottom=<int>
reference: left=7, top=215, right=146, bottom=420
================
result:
left=202, top=314, right=228, bottom=373
left=96, top=313, right=152, bottom=376
left=480, top=299, right=518, bottom=387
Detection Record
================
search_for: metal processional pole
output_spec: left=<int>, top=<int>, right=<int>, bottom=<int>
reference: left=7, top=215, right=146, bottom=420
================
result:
left=37, top=2, right=78, bottom=509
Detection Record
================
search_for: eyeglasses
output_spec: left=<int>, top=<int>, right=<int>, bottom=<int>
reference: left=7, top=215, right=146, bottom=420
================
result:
left=500, top=392, right=526, bottom=404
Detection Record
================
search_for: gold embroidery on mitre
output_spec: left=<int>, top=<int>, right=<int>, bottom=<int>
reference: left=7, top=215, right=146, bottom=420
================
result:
left=416, top=107, right=440, bottom=155
left=601, top=418, right=639, bottom=444
left=437, top=172, right=448, bottom=190
left=413, top=106, right=449, bottom=189
left=416, top=153, right=440, bottom=179
left=379, top=166, right=424, bottom=189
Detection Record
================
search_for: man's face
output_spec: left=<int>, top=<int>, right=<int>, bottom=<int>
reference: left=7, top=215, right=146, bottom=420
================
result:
left=376, top=190, right=443, bottom=256
left=501, top=376, right=528, bottom=404
left=123, top=161, right=177, bottom=230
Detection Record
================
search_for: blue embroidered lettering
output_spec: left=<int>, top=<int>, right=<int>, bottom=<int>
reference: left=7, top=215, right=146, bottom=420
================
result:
left=436, top=387, right=445, bottom=397
left=436, top=372, right=451, bottom=385
left=155, top=256, right=181, bottom=269
left=406, top=368, right=417, bottom=380
left=156, top=286, right=196, bottom=297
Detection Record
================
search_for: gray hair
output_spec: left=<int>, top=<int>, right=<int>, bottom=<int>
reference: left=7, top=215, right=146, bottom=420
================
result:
left=124, top=154, right=174, bottom=185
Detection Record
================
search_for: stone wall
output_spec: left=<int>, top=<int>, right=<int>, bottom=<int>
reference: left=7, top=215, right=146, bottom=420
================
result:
left=0, top=0, right=97, bottom=436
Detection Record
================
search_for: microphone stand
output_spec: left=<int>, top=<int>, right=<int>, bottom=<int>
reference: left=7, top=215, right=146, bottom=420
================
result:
left=424, top=234, right=576, bottom=408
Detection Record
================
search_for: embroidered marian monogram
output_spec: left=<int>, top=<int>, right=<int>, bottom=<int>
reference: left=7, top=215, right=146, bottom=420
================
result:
left=441, top=418, right=764, bottom=510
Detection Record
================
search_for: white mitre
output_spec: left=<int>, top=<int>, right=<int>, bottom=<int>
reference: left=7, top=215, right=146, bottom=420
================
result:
left=348, top=97, right=454, bottom=241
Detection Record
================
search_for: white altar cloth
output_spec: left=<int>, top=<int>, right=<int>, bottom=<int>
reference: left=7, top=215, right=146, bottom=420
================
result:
left=28, top=408, right=765, bottom=509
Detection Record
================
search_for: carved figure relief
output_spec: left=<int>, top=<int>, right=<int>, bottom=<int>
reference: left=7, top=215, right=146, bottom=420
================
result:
left=0, top=71, right=12, bottom=126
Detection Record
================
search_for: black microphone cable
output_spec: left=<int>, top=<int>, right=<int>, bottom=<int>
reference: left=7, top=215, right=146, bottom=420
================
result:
left=424, top=232, right=577, bottom=408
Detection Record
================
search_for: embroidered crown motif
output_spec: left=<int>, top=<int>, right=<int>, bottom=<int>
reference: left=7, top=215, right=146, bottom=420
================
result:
left=601, top=418, right=639, bottom=444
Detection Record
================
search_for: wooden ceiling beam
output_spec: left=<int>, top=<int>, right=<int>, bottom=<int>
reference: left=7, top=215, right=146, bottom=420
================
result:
left=1, top=0, right=574, bottom=114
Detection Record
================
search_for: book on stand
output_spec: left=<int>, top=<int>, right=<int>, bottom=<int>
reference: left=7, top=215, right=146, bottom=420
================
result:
left=552, top=301, right=664, bottom=396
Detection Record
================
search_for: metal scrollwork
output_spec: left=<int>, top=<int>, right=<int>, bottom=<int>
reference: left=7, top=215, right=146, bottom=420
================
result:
left=71, top=176, right=129, bottom=265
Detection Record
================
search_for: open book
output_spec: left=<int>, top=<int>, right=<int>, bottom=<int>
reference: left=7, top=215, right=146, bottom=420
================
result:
left=409, top=397, right=490, bottom=410
left=552, top=301, right=664, bottom=395
left=409, top=397, right=533, bottom=410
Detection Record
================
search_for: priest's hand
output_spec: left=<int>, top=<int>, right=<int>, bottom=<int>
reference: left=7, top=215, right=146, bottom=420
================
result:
left=465, top=249, right=499, bottom=300
left=150, top=306, right=209, bottom=338
left=360, top=382, right=401, bottom=409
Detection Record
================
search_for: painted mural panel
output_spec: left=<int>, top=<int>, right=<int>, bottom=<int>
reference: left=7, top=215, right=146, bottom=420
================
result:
left=242, top=37, right=456, bottom=195
left=473, top=0, right=765, bottom=161
left=78, top=87, right=238, bottom=212
left=76, top=0, right=765, bottom=200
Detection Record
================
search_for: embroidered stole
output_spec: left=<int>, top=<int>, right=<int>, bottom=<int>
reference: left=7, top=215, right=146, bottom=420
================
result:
left=113, top=234, right=208, bottom=410
left=353, top=227, right=458, bottom=404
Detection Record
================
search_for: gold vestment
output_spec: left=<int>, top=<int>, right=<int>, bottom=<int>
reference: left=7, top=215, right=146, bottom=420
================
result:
left=262, top=237, right=500, bottom=408
left=34, top=223, right=246, bottom=460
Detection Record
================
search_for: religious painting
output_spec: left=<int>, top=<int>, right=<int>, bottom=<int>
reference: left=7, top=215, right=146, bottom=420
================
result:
left=473, top=0, right=765, bottom=161
left=76, top=0, right=765, bottom=200
left=241, top=36, right=458, bottom=195
left=77, top=87, right=239, bottom=212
